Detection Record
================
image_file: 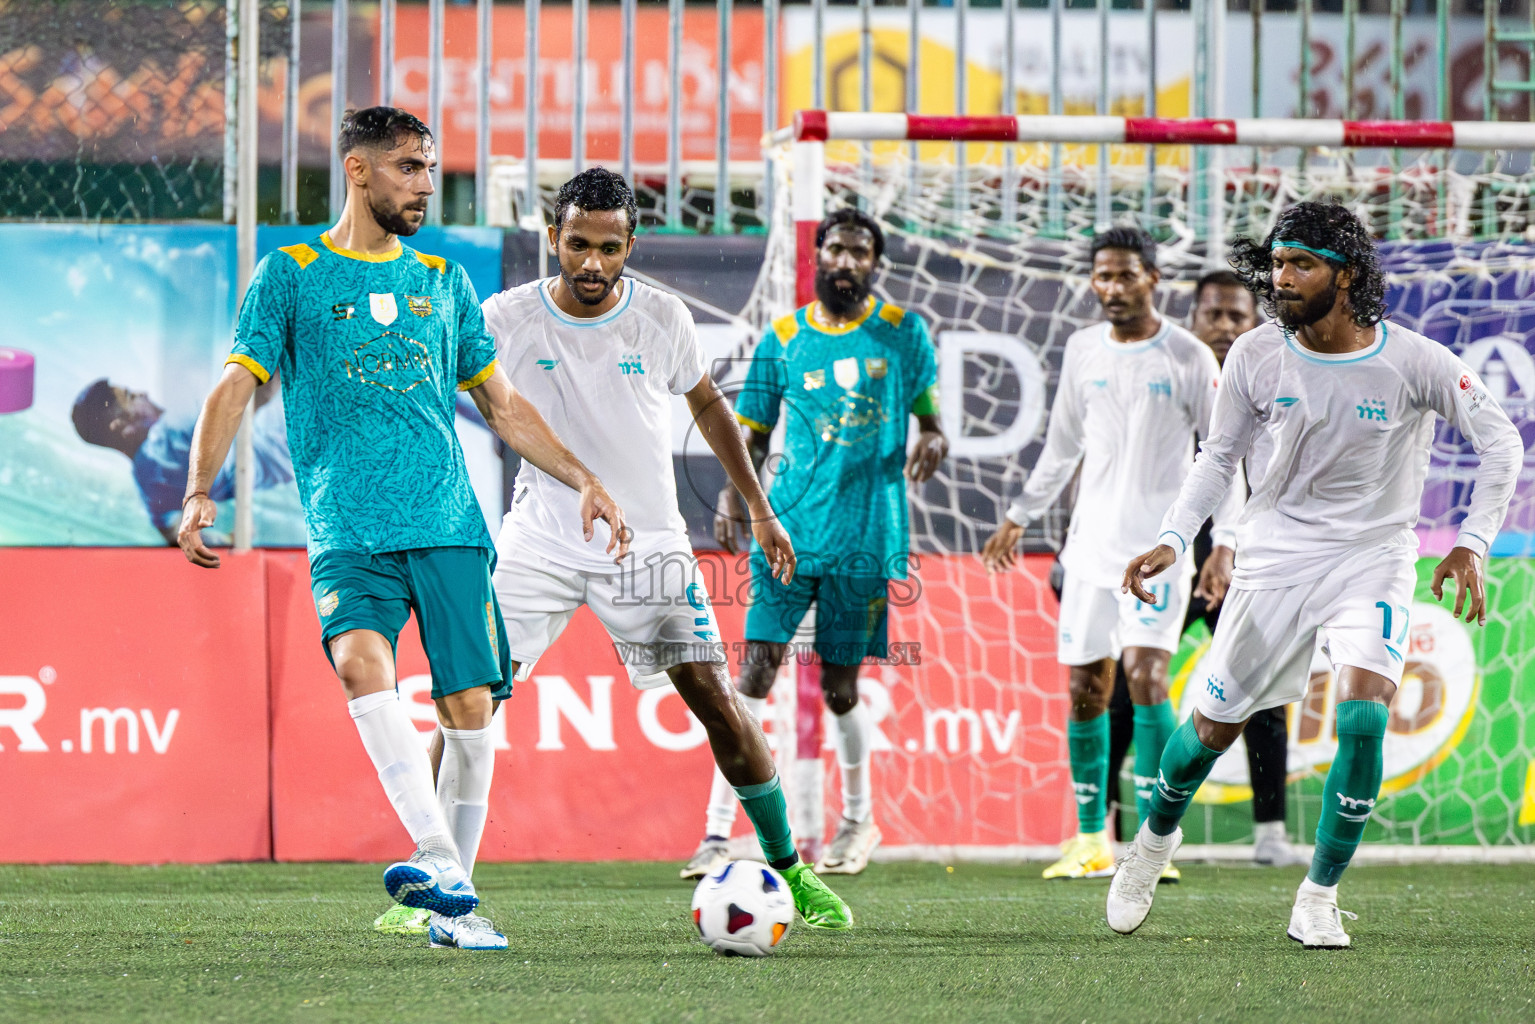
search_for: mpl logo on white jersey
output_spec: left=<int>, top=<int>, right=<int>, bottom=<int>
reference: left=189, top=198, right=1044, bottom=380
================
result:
left=1171, top=601, right=1477, bottom=803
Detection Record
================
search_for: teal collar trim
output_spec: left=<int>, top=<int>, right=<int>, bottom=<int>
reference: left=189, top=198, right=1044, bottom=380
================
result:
left=538, top=277, right=633, bottom=328
left=1273, top=240, right=1346, bottom=264
left=1284, top=322, right=1387, bottom=364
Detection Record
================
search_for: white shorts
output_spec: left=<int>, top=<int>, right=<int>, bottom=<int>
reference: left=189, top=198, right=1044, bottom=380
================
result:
left=1056, top=569, right=1192, bottom=666
left=492, top=544, right=727, bottom=690
left=1194, top=546, right=1416, bottom=723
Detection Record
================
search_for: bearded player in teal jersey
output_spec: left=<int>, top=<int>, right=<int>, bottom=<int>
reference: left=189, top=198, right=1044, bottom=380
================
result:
left=178, top=108, right=627, bottom=952
left=685, top=208, right=948, bottom=879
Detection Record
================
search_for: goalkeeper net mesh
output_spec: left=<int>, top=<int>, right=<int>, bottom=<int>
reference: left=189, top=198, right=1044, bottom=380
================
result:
left=737, top=138, right=1535, bottom=855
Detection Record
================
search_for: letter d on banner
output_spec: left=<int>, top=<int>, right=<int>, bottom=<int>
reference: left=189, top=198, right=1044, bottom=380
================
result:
left=938, top=332, right=1047, bottom=460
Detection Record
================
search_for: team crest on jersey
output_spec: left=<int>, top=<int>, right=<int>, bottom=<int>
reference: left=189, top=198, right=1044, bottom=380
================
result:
left=803, top=368, right=826, bottom=390
left=318, top=590, right=339, bottom=617
left=369, top=293, right=398, bottom=325
left=865, top=357, right=888, bottom=379
left=405, top=295, right=433, bottom=317
left=833, top=357, right=860, bottom=390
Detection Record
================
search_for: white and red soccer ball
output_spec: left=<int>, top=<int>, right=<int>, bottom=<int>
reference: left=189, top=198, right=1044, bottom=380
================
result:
left=691, top=860, right=794, bottom=957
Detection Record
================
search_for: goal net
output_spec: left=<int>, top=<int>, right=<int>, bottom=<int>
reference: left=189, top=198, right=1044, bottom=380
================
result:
left=736, top=112, right=1535, bottom=858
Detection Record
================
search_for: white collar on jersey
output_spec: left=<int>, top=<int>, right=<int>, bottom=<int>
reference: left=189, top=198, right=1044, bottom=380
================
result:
left=1099, top=316, right=1171, bottom=353
left=538, top=276, right=634, bottom=328
left=1283, top=322, right=1388, bottom=364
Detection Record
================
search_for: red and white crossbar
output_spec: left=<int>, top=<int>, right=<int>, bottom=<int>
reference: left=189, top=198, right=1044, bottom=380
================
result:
left=780, top=110, right=1535, bottom=150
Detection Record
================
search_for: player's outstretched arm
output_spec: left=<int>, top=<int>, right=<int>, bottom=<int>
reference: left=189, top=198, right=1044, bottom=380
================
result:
left=179, top=363, right=260, bottom=568
left=468, top=365, right=629, bottom=562
left=905, top=413, right=948, bottom=483
left=711, top=423, right=770, bottom=555
left=1122, top=544, right=1178, bottom=604
left=1431, top=546, right=1488, bottom=626
left=686, top=374, right=795, bottom=582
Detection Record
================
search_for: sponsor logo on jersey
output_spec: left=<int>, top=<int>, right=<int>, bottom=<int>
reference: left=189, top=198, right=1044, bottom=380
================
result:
left=1088, top=378, right=1108, bottom=389
left=1274, top=396, right=1299, bottom=407
left=865, top=357, right=888, bottom=379
left=369, top=292, right=398, bottom=326
left=1148, top=378, right=1172, bottom=398
left=332, top=302, right=356, bottom=321
left=1357, top=398, right=1388, bottom=422
left=536, top=359, right=558, bottom=370
left=1336, top=793, right=1377, bottom=823
left=1205, top=674, right=1226, bottom=701
left=406, top=295, right=433, bottom=317
left=317, top=590, right=339, bottom=617
left=347, top=331, right=433, bottom=392
left=619, top=354, right=645, bottom=375
left=803, top=368, right=826, bottom=390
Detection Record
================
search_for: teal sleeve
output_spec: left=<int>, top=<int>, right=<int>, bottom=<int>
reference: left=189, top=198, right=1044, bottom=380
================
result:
left=228, top=253, right=292, bottom=383
left=452, top=264, right=498, bottom=389
left=908, top=317, right=939, bottom=416
left=734, top=334, right=785, bottom=433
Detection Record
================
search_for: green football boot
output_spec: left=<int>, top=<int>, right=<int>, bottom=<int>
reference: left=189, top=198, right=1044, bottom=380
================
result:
left=373, top=903, right=430, bottom=935
left=782, top=862, right=853, bottom=930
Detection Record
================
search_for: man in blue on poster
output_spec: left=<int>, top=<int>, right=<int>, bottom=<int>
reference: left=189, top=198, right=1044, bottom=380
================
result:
left=70, top=377, right=293, bottom=544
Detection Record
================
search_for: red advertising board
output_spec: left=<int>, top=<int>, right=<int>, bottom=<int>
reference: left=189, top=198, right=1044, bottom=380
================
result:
left=389, top=5, right=769, bottom=172
left=0, top=549, right=271, bottom=864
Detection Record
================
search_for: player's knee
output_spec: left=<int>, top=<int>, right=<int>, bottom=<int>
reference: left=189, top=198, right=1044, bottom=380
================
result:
left=1067, top=672, right=1108, bottom=712
left=820, top=667, right=860, bottom=716
left=735, top=662, right=776, bottom=700
left=333, top=651, right=393, bottom=700
left=435, top=685, right=494, bottom=730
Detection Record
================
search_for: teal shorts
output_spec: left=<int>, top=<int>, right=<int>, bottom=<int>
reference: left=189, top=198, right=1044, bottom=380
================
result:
left=310, top=546, right=512, bottom=700
left=743, top=549, right=889, bottom=666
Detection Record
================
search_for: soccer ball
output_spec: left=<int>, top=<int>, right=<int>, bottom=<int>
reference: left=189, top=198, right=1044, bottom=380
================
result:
left=690, top=860, right=794, bottom=957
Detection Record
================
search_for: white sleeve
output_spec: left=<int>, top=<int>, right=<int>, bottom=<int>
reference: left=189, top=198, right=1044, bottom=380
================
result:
left=1188, top=348, right=1244, bottom=550
left=1006, top=345, right=1086, bottom=526
left=667, top=300, right=707, bottom=395
left=1419, top=347, right=1525, bottom=558
left=1158, top=346, right=1262, bottom=556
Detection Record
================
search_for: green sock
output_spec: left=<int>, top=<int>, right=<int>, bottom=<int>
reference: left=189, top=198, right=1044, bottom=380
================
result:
left=1147, top=718, right=1223, bottom=836
left=1309, top=700, right=1389, bottom=887
left=1067, top=714, right=1109, bottom=834
left=734, top=775, right=799, bottom=871
left=1132, top=702, right=1179, bottom=826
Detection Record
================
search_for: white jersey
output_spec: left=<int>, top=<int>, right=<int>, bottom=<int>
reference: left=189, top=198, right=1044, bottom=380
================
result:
left=481, top=277, right=707, bottom=572
left=1159, top=321, right=1525, bottom=589
left=1007, top=318, right=1241, bottom=588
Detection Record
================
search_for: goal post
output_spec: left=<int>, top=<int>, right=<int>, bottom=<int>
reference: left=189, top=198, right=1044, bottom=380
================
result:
left=744, top=111, right=1535, bottom=859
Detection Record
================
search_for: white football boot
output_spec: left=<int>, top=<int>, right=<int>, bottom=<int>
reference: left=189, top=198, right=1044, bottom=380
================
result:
left=1105, top=822, right=1181, bottom=935
left=816, top=818, right=883, bottom=875
left=1287, top=879, right=1357, bottom=949
left=1253, top=821, right=1308, bottom=867
left=429, top=911, right=508, bottom=951
left=680, top=838, right=731, bottom=880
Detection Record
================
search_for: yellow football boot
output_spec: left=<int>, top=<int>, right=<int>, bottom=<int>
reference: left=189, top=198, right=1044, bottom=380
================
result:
left=1042, top=830, right=1116, bottom=879
left=1159, top=862, right=1181, bottom=885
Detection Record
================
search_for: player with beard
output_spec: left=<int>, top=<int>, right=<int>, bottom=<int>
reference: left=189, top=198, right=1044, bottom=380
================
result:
left=683, top=207, right=948, bottom=879
left=182, top=108, right=629, bottom=951
left=1110, top=201, right=1522, bottom=947
left=982, top=227, right=1240, bottom=882
left=481, top=169, right=853, bottom=930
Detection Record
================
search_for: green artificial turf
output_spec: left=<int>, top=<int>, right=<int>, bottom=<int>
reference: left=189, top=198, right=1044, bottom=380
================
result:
left=0, top=861, right=1531, bottom=1023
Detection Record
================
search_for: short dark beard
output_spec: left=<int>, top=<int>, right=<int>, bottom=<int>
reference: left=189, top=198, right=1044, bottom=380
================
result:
left=814, top=267, right=871, bottom=317
left=369, top=194, right=423, bottom=237
left=1274, top=275, right=1339, bottom=330
left=561, top=264, right=625, bottom=306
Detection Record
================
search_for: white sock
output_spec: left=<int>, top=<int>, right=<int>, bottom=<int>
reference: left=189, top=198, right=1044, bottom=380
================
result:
left=348, top=691, right=457, bottom=859
left=1138, top=819, right=1174, bottom=851
left=832, top=701, right=872, bottom=824
left=705, top=694, right=766, bottom=839
left=437, top=724, right=495, bottom=878
left=1299, top=877, right=1338, bottom=900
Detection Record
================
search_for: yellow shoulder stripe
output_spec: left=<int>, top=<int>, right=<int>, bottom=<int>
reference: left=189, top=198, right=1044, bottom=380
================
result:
left=457, top=359, right=497, bottom=391
left=278, top=243, right=319, bottom=269
left=226, top=353, right=272, bottom=384
left=414, top=251, right=448, bottom=273
left=878, top=303, right=906, bottom=327
left=771, top=313, right=800, bottom=345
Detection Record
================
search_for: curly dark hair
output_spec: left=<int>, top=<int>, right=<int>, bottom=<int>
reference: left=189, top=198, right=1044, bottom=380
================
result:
left=554, top=167, right=639, bottom=236
left=816, top=207, right=886, bottom=261
left=1228, top=201, right=1386, bottom=327
left=338, top=106, right=433, bottom=156
left=1090, top=225, right=1158, bottom=273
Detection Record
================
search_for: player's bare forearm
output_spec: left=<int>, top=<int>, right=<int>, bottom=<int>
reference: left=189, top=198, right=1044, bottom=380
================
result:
left=686, top=375, right=770, bottom=511
left=471, top=368, right=596, bottom=492
left=178, top=363, right=258, bottom=568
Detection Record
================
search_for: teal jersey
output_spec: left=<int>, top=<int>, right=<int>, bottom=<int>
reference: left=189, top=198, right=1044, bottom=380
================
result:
left=734, top=299, right=939, bottom=580
left=227, top=233, right=498, bottom=556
